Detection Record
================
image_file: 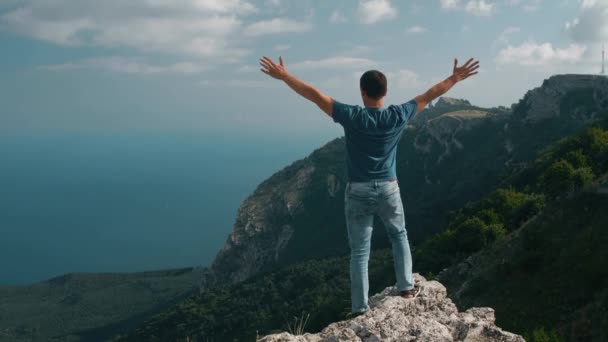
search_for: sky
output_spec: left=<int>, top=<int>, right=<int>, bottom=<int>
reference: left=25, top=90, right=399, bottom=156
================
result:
left=0, top=0, right=607, bottom=137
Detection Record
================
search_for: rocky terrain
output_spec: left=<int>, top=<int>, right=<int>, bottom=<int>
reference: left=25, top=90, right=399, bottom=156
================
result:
left=515, top=74, right=608, bottom=123
left=259, top=274, right=524, bottom=342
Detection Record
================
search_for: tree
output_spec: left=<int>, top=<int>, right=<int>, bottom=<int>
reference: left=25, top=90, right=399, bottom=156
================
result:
left=541, top=160, right=577, bottom=198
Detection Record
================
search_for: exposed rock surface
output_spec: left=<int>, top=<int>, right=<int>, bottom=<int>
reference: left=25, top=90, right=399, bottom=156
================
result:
left=414, top=110, right=492, bottom=162
left=516, top=74, right=608, bottom=123
left=434, top=97, right=472, bottom=108
left=259, top=274, right=523, bottom=342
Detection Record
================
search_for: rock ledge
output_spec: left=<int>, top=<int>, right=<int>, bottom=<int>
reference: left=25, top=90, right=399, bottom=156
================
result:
left=259, top=274, right=523, bottom=342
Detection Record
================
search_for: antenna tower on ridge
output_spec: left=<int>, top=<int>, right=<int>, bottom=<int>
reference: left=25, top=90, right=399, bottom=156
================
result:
left=602, top=44, right=606, bottom=75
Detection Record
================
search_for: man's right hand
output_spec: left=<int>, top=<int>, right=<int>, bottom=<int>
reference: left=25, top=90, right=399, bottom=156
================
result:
left=413, top=57, right=480, bottom=114
left=451, top=58, right=479, bottom=82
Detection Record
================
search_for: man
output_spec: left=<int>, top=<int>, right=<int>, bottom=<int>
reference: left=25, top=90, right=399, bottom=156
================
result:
left=259, top=56, right=479, bottom=317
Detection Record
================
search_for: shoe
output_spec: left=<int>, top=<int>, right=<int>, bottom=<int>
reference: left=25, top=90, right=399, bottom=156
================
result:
left=400, top=285, right=421, bottom=299
left=345, top=310, right=367, bottom=319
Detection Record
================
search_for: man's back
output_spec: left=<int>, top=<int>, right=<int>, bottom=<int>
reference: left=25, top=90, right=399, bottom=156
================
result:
left=332, top=99, right=418, bottom=182
left=258, top=54, right=480, bottom=316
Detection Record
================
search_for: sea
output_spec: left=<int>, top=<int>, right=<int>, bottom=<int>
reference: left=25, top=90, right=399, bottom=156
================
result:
left=0, top=132, right=335, bottom=285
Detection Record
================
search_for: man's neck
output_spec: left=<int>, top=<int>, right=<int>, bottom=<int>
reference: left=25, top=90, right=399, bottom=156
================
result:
left=363, top=99, right=383, bottom=108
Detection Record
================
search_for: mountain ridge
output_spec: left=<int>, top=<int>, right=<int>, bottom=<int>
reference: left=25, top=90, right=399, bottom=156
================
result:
left=199, top=73, right=608, bottom=294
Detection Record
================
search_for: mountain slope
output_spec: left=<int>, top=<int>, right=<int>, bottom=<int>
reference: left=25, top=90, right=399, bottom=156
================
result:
left=201, top=74, right=608, bottom=292
left=0, top=268, right=199, bottom=342
left=437, top=189, right=608, bottom=342
left=115, top=119, right=608, bottom=342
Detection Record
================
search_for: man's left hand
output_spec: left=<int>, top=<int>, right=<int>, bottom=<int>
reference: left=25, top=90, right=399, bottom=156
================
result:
left=259, top=56, right=288, bottom=80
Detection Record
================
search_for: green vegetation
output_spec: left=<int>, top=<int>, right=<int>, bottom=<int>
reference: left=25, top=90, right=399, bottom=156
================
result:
left=524, top=327, right=565, bottom=342
left=415, top=122, right=608, bottom=276
left=454, top=192, right=608, bottom=342
left=113, top=250, right=397, bottom=341
left=414, top=188, right=545, bottom=274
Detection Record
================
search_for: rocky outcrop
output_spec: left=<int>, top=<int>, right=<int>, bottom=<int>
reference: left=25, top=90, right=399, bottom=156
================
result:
left=199, top=157, right=316, bottom=289
left=434, top=97, right=472, bottom=108
left=515, top=74, right=608, bottom=123
left=409, top=97, right=482, bottom=127
left=259, top=274, right=524, bottom=342
left=414, top=110, right=492, bottom=163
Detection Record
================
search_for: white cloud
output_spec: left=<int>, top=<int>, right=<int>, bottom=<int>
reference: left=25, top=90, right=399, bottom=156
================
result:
left=323, top=68, right=419, bottom=91
left=440, top=0, right=495, bottom=15
left=42, top=56, right=209, bottom=74
left=274, top=44, right=291, bottom=51
left=582, top=0, right=598, bottom=9
left=406, top=25, right=428, bottom=34
left=200, top=79, right=273, bottom=88
left=440, top=0, right=461, bottom=10
left=329, top=10, right=348, bottom=24
left=0, top=0, right=255, bottom=60
left=465, top=0, right=495, bottom=16
left=358, top=0, right=397, bottom=24
left=386, top=69, right=420, bottom=89
left=244, top=17, right=313, bottom=36
left=291, top=57, right=376, bottom=70
left=347, top=45, right=373, bottom=56
left=495, top=26, right=521, bottom=45
left=505, top=0, right=542, bottom=12
left=565, top=0, right=608, bottom=43
left=496, top=41, right=587, bottom=66
left=236, top=64, right=257, bottom=73
left=266, top=0, right=282, bottom=7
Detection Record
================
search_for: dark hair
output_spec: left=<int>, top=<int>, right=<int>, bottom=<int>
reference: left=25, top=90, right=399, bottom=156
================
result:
left=360, top=70, right=387, bottom=99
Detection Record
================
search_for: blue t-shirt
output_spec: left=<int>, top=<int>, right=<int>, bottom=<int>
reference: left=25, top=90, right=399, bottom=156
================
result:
left=332, top=99, right=418, bottom=182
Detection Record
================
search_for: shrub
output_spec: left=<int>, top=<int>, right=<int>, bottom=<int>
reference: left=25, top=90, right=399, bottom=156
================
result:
left=541, top=160, right=577, bottom=197
left=524, top=327, right=564, bottom=342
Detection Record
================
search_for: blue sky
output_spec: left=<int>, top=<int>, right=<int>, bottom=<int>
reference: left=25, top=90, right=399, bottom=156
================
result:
left=0, top=0, right=606, bottom=138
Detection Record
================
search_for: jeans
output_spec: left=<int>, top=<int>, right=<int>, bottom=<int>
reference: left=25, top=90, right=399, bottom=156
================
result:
left=344, top=179, right=414, bottom=313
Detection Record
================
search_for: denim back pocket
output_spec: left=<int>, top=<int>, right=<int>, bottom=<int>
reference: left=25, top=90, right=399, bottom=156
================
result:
left=380, top=181, right=401, bottom=198
left=345, top=182, right=377, bottom=217
left=346, top=182, right=374, bottom=200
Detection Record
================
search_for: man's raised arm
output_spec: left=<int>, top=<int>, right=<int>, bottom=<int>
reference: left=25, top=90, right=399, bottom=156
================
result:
left=414, top=58, right=480, bottom=114
left=259, top=56, right=333, bottom=116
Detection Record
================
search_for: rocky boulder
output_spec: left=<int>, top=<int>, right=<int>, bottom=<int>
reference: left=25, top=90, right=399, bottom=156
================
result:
left=259, top=274, right=523, bottom=342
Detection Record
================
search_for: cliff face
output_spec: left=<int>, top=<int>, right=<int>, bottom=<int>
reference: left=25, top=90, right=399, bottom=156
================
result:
left=200, top=140, right=347, bottom=289
left=201, top=74, right=608, bottom=293
left=259, top=274, right=524, bottom=342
